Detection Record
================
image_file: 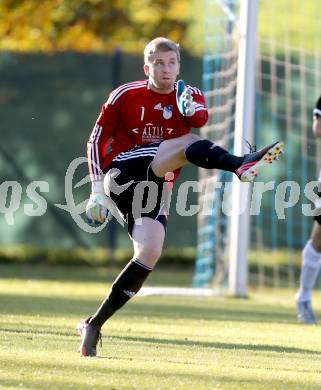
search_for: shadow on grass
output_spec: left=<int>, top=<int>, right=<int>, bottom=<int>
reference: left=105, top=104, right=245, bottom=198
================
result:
left=0, top=264, right=192, bottom=287
left=0, top=292, right=306, bottom=324
left=4, top=325, right=316, bottom=357
left=2, top=328, right=321, bottom=390
left=1, top=325, right=321, bottom=358
left=109, top=334, right=321, bottom=356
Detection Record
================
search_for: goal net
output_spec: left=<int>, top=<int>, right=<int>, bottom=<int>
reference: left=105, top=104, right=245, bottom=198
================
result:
left=194, top=0, right=321, bottom=291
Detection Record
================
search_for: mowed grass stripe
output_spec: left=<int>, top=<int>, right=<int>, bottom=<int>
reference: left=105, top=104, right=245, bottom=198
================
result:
left=1, top=265, right=321, bottom=389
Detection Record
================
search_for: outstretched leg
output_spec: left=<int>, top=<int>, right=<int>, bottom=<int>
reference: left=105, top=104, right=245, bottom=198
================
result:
left=151, top=133, right=283, bottom=181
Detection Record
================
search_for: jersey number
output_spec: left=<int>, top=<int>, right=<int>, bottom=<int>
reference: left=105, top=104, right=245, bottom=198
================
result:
left=140, top=106, right=145, bottom=121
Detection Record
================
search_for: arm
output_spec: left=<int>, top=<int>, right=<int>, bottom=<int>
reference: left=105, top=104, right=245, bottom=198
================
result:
left=87, top=102, right=116, bottom=192
left=86, top=98, right=119, bottom=224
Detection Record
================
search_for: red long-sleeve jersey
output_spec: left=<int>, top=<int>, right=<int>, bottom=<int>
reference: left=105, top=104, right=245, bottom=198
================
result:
left=87, top=79, right=208, bottom=184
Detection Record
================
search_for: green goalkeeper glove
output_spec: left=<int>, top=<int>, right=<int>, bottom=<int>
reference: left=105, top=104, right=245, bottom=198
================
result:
left=86, top=192, right=112, bottom=226
left=176, top=79, right=196, bottom=117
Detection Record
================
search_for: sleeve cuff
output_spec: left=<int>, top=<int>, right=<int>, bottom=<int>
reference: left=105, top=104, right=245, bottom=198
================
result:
left=92, top=180, right=105, bottom=194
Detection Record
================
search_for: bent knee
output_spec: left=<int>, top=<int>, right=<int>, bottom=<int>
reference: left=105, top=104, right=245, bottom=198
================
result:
left=135, top=244, right=163, bottom=264
left=182, top=133, right=201, bottom=148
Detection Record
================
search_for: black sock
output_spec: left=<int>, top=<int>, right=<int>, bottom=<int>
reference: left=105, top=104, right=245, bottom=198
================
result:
left=185, top=139, right=244, bottom=172
left=89, top=259, right=152, bottom=329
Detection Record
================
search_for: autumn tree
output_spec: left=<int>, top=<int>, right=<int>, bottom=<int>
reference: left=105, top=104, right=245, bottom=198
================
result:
left=0, top=0, right=193, bottom=53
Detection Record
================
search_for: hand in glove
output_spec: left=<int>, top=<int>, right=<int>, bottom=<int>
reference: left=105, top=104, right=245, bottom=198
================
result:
left=176, top=79, right=196, bottom=117
left=86, top=192, right=112, bottom=226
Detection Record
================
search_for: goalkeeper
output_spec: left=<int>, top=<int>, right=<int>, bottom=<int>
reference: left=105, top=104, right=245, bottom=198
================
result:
left=296, top=95, right=321, bottom=324
left=77, top=36, right=284, bottom=356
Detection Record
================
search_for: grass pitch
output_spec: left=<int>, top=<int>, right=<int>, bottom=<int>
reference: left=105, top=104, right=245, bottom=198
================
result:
left=1, top=264, right=321, bottom=389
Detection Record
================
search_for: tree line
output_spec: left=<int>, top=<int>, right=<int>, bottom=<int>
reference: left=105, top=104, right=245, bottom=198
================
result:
left=0, top=0, right=194, bottom=53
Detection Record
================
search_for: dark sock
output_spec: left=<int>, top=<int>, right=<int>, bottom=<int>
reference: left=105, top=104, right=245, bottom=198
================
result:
left=185, top=139, right=244, bottom=172
left=89, top=259, right=152, bottom=329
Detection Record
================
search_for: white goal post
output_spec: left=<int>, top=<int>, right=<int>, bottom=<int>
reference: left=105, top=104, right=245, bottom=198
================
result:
left=196, top=0, right=320, bottom=294
left=228, top=0, right=258, bottom=296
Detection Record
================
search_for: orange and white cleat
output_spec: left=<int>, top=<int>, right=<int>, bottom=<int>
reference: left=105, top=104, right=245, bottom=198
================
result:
left=235, top=141, right=284, bottom=182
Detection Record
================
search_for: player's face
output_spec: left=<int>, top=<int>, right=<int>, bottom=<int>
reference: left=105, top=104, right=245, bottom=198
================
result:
left=144, top=50, right=180, bottom=94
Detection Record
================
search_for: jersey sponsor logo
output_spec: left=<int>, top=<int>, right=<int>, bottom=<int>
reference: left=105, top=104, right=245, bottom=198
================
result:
left=142, top=122, right=164, bottom=142
left=154, top=103, right=163, bottom=110
left=163, top=105, right=173, bottom=119
left=130, top=126, right=175, bottom=140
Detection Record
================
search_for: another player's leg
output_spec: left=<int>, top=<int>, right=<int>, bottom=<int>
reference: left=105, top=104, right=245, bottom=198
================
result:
left=151, top=133, right=283, bottom=180
left=77, top=218, right=165, bottom=356
left=295, top=220, right=321, bottom=324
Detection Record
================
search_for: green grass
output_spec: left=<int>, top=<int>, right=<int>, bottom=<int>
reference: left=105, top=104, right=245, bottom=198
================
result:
left=1, top=265, right=321, bottom=389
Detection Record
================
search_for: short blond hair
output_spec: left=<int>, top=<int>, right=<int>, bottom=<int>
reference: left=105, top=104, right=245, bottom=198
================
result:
left=144, top=37, right=180, bottom=64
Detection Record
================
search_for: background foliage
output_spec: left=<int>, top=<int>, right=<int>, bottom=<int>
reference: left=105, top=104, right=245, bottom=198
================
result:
left=1, top=0, right=319, bottom=253
left=0, top=0, right=202, bottom=54
left=1, top=1, right=318, bottom=56
left=0, top=51, right=201, bottom=249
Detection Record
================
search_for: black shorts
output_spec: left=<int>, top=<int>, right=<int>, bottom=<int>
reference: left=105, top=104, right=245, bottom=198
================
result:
left=105, top=143, right=169, bottom=237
